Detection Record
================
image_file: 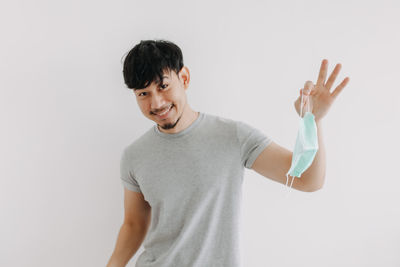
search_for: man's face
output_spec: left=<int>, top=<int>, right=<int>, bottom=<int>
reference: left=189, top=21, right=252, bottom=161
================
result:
left=134, top=67, right=190, bottom=130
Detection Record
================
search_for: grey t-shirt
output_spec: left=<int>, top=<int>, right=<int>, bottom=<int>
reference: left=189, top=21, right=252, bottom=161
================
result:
left=120, top=112, right=272, bottom=267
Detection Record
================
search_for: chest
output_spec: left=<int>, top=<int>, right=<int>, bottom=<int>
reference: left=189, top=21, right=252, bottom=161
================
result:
left=134, top=137, right=240, bottom=206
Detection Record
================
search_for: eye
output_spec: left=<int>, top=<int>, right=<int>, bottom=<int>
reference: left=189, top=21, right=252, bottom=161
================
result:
left=137, top=84, right=168, bottom=97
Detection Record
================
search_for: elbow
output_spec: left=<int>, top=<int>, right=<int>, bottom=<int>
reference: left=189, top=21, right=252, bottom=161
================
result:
left=309, top=185, right=324, bottom=192
left=303, top=176, right=325, bottom=192
left=304, top=186, right=322, bottom=192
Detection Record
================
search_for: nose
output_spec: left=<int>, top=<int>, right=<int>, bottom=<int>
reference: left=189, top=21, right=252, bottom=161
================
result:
left=150, top=93, right=167, bottom=113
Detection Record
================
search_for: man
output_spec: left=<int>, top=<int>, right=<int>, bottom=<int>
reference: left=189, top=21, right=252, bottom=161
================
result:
left=106, top=39, right=349, bottom=267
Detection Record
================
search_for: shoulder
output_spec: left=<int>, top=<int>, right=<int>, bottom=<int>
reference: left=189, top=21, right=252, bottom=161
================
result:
left=202, top=112, right=238, bottom=129
left=199, top=112, right=240, bottom=140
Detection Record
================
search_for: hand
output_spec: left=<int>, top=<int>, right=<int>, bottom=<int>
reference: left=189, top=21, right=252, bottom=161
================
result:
left=294, top=59, right=350, bottom=122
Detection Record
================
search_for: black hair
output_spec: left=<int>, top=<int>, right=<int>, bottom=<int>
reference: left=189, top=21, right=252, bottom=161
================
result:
left=122, top=39, right=184, bottom=90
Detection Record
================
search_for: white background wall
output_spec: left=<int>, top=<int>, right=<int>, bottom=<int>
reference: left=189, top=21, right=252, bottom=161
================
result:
left=1, top=0, right=399, bottom=266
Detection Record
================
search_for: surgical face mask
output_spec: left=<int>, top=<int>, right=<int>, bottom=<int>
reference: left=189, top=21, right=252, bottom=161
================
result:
left=285, top=91, right=319, bottom=197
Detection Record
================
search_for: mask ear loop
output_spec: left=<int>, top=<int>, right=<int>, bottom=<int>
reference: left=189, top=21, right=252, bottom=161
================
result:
left=300, top=89, right=304, bottom=118
left=285, top=173, right=296, bottom=199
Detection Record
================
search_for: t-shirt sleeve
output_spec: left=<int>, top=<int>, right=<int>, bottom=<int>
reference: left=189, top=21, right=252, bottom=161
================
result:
left=120, top=149, right=142, bottom=193
left=235, top=120, right=273, bottom=169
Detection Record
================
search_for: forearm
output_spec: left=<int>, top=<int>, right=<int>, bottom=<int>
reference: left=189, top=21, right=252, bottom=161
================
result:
left=106, top=223, right=148, bottom=267
left=301, top=119, right=326, bottom=191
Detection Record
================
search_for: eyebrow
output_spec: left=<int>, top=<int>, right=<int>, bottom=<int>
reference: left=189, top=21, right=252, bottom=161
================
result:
left=135, top=76, right=169, bottom=91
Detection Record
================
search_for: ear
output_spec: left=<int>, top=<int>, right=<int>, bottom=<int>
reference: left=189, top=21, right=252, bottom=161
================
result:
left=179, top=66, right=190, bottom=89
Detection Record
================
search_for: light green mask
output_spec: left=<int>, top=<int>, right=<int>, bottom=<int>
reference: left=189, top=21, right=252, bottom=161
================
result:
left=285, top=92, right=319, bottom=196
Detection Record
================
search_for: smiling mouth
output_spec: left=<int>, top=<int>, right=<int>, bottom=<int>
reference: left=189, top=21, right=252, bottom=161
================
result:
left=155, top=104, right=173, bottom=117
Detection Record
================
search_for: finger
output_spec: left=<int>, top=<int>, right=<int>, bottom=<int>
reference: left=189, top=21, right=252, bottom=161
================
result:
left=331, top=77, right=350, bottom=99
left=325, top=63, right=342, bottom=91
left=299, top=88, right=310, bottom=106
left=297, top=90, right=307, bottom=102
left=303, top=81, right=314, bottom=94
left=316, top=59, right=328, bottom=87
left=301, top=83, right=314, bottom=102
left=295, top=96, right=307, bottom=116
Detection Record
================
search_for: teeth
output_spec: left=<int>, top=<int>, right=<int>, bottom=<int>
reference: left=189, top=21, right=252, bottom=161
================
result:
left=158, top=105, right=171, bottom=116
